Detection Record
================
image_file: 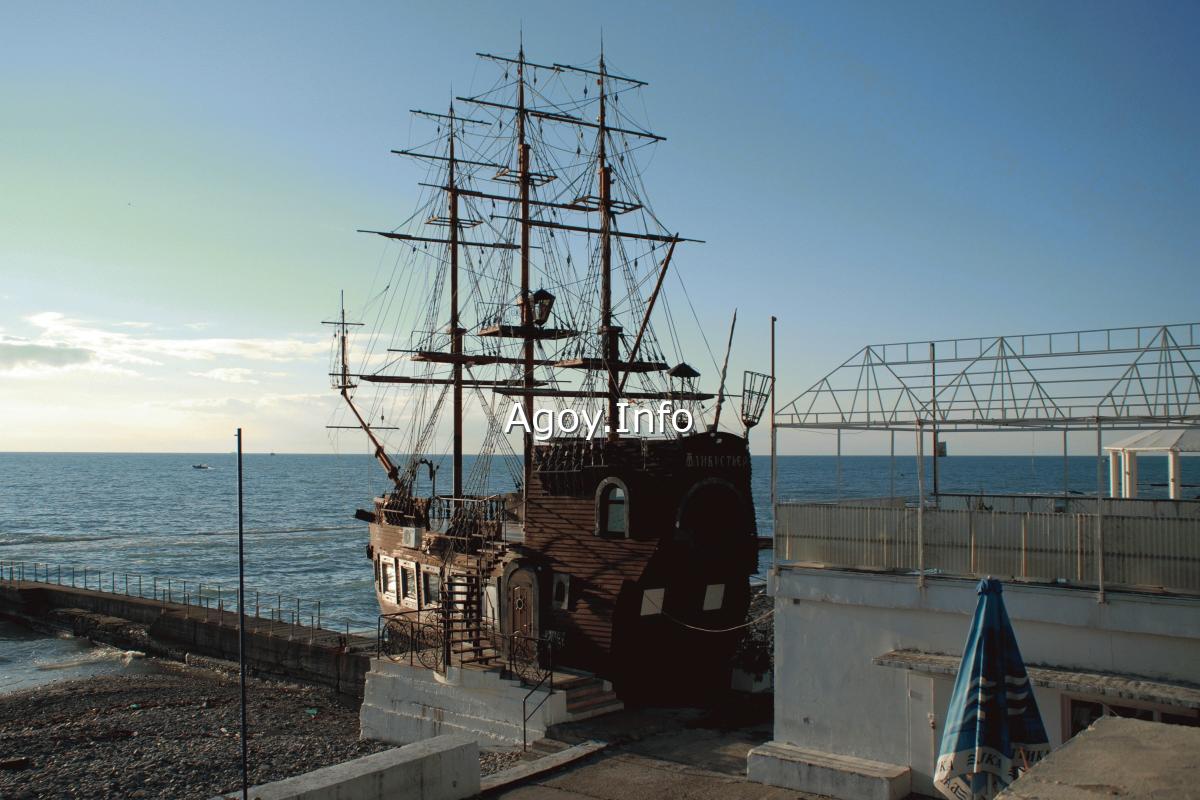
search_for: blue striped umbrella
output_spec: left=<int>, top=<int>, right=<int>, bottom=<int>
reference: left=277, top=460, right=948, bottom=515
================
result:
left=934, top=578, right=1051, bottom=800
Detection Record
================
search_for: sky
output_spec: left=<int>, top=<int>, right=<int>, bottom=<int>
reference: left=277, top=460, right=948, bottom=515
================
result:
left=1, top=1, right=1197, bottom=455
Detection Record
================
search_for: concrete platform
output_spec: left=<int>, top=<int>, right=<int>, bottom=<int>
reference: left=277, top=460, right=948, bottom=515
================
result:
left=480, top=740, right=608, bottom=794
left=360, top=658, right=620, bottom=747
left=747, top=740, right=911, bottom=800
left=488, top=750, right=826, bottom=800
left=999, top=717, right=1200, bottom=799
left=210, top=734, right=479, bottom=800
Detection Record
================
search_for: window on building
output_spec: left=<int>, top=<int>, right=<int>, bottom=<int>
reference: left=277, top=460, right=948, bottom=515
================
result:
left=640, top=588, right=664, bottom=616
left=380, top=561, right=396, bottom=600
left=1067, top=696, right=1198, bottom=739
left=422, top=571, right=441, bottom=605
left=596, top=479, right=628, bottom=538
left=552, top=573, right=570, bottom=610
left=703, top=583, right=725, bottom=611
left=401, top=563, right=417, bottom=602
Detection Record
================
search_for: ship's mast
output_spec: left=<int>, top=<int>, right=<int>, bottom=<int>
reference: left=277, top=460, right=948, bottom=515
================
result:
left=597, top=54, right=619, bottom=442
left=346, top=49, right=718, bottom=494
left=323, top=293, right=402, bottom=487
left=449, top=54, right=711, bottom=418
left=448, top=105, right=464, bottom=499
left=517, top=47, right=534, bottom=489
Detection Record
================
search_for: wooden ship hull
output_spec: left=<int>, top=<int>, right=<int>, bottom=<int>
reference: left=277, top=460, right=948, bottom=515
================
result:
left=364, top=432, right=757, bottom=700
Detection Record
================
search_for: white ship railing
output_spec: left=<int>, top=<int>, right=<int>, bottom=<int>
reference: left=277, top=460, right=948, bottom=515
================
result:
left=775, top=501, right=1200, bottom=596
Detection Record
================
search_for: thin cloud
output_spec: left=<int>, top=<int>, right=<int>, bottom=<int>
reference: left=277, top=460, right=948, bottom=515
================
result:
left=189, top=367, right=260, bottom=384
left=168, top=392, right=334, bottom=414
left=0, top=336, right=95, bottom=372
left=27, top=312, right=327, bottom=366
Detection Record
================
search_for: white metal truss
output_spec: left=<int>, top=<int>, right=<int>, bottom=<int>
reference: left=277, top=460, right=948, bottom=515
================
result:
left=777, top=322, right=1200, bottom=431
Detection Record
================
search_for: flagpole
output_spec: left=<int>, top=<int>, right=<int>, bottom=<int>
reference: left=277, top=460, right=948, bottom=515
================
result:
left=236, top=428, right=249, bottom=800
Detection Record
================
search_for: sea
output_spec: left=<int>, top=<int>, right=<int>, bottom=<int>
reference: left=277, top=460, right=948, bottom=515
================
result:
left=1, top=452, right=1195, bottom=692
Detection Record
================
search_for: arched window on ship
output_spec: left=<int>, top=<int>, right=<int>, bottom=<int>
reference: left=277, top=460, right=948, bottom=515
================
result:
left=596, top=478, right=629, bottom=538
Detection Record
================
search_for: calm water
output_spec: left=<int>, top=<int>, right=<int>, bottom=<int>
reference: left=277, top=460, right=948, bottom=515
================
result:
left=1, top=452, right=1196, bottom=640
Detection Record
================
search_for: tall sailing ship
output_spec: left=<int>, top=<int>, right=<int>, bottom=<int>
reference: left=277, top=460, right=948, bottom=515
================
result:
left=329, top=46, right=772, bottom=701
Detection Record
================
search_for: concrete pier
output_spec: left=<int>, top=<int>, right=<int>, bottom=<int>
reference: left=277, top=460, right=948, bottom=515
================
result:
left=0, top=580, right=374, bottom=697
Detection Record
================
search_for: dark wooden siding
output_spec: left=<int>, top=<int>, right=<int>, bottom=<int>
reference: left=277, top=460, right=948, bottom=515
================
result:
left=524, top=432, right=758, bottom=684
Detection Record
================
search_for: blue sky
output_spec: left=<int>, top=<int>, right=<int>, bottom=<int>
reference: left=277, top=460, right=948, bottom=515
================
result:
left=1, top=1, right=1197, bottom=454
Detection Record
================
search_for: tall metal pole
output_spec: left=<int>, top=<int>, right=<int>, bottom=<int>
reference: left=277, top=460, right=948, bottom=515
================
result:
left=770, top=316, right=777, bottom=539
left=836, top=429, right=842, bottom=502
left=1063, top=427, right=1069, bottom=499
left=930, top=342, right=939, bottom=498
left=916, top=420, right=926, bottom=589
left=889, top=430, right=896, bottom=501
left=236, top=428, right=248, bottom=800
left=1095, top=419, right=1105, bottom=604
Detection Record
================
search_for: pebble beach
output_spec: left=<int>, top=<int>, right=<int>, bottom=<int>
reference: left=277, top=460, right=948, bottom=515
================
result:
left=0, top=660, right=520, bottom=799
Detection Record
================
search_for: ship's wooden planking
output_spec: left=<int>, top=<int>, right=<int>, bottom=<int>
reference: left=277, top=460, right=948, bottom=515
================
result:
left=520, top=432, right=757, bottom=700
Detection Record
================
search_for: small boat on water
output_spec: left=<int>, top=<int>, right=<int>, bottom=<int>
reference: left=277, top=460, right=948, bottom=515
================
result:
left=192, top=464, right=211, bottom=470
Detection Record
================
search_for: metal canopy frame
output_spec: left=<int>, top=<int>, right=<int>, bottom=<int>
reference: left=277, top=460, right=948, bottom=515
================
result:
left=776, top=322, right=1200, bottom=432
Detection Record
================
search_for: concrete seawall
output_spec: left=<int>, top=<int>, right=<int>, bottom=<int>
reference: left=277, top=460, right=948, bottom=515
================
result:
left=0, top=581, right=371, bottom=697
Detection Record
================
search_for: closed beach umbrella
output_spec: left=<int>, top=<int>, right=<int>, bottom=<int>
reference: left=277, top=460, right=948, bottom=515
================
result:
left=934, top=578, right=1050, bottom=800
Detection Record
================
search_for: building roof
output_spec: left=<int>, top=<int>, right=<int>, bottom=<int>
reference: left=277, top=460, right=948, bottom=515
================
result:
left=1104, top=427, right=1200, bottom=453
left=874, top=649, right=1200, bottom=710
left=998, top=717, right=1200, bottom=800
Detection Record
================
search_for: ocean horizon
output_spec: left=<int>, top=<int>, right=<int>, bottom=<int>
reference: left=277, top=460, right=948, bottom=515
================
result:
left=2, top=452, right=1196, bottom=636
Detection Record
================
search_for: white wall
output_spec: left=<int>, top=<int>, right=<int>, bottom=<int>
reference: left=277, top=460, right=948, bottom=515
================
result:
left=771, top=567, right=1200, bottom=796
left=360, top=659, right=567, bottom=746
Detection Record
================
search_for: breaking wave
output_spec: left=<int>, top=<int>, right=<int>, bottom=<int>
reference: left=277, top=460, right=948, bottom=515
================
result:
left=0, top=533, right=124, bottom=547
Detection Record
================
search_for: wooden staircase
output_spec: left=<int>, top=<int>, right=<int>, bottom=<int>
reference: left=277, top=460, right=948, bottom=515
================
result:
left=445, top=571, right=499, bottom=666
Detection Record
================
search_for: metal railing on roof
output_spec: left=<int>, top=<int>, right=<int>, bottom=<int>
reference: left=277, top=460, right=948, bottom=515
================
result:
left=776, top=322, right=1200, bottom=431
left=774, top=501, right=1200, bottom=596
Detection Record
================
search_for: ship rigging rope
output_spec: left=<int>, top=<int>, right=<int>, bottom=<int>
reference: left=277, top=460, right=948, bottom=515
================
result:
left=342, top=50, right=709, bottom=464
left=641, top=592, right=777, bottom=633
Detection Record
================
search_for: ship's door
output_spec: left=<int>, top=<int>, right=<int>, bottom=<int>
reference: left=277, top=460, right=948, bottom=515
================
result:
left=506, top=567, right=537, bottom=638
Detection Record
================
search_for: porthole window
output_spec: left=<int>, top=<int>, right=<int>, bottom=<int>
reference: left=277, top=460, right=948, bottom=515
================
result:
left=595, top=478, right=629, bottom=538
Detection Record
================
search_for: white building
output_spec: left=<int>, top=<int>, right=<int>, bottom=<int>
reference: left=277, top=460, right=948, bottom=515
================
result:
left=751, top=324, right=1200, bottom=799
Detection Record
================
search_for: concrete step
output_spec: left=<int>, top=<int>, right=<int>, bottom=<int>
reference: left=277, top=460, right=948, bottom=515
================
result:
left=361, top=697, right=533, bottom=747
left=480, top=740, right=608, bottom=794
left=564, top=681, right=606, bottom=704
left=554, top=674, right=599, bottom=691
left=747, top=741, right=911, bottom=800
left=459, top=653, right=500, bottom=665
left=566, top=692, right=621, bottom=716
left=531, top=738, right=571, bottom=756
left=518, top=736, right=571, bottom=762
